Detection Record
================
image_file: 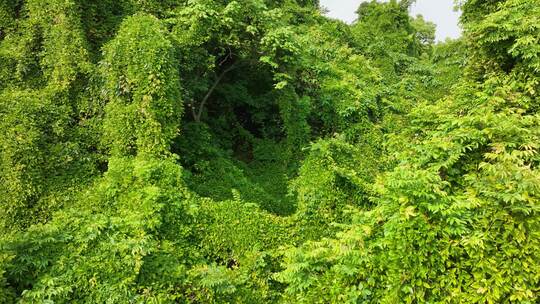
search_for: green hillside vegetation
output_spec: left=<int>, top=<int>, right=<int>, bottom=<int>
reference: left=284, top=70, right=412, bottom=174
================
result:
left=0, top=0, right=538, bottom=302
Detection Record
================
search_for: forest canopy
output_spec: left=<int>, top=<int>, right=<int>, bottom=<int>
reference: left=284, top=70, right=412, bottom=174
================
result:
left=0, top=0, right=539, bottom=303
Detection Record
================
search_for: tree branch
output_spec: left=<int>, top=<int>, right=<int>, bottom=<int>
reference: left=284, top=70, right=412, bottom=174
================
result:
left=194, top=61, right=240, bottom=123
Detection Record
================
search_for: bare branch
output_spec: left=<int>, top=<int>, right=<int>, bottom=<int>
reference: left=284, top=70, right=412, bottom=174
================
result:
left=194, top=61, right=240, bottom=123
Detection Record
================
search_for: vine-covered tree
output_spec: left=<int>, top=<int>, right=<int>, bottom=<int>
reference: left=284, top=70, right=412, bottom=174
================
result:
left=0, top=0, right=538, bottom=303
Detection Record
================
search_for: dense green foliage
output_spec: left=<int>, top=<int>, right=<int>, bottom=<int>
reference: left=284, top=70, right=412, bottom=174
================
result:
left=0, top=0, right=538, bottom=303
